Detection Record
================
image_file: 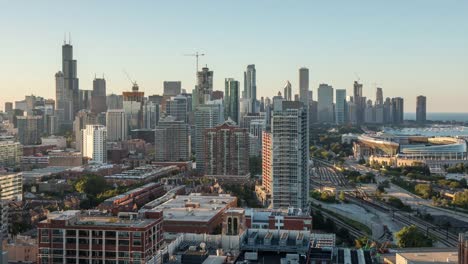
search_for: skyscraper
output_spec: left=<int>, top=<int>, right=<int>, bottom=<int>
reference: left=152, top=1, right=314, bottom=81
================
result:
left=106, top=94, right=123, bottom=110
left=317, top=84, right=334, bottom=123
left=391, top=97, right=404, bottom=124
left=155, top=116, right=190, bottom=162
left=4, top=102, right=13, bottom=113
left=106, top=109, right=127, bottom=141
left=194, top=103, right=223, bottom=174
left=73, top=110, right=97, bottom=152
left=194, top=67, right=213, bottom=107
left=416, top=95, right=427, bottom=124
left=142, top=100, right=160, bottom=129
left=91, top=77, right=107, bottom=114
left=166, top=95, right=188, bottom=123
left=203, top=121, right=249, bottom=177
left=244, top=64, right=257, bottom=113
left=376, top=87, right=383, bottom=105
left=335, top=89, right=347, bottom=124
left=81, top=124, right=107, bottom=163
left=299, top=67, right=309, bottom=105
left=79, top=89, right=93, bottom=110
left=267, top=102, right=309, bottom=210
left=353, top=81, right=364, bottom=124
left=61, top=40, right=80, bottom=120
left=55, top=71, right=72, bottom=129
left=283, top=81, right=292, bottom=101
left=163, top=81, right=182, bottom=97
left=123, top=83, right=144, bottom=131
left=224, top=78, right=240, bottom=124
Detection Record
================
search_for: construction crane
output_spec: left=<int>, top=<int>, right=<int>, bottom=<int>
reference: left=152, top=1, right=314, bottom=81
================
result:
left=123, top=70, right=139, bottom=91
left=184, top=52, right=205, bottom=72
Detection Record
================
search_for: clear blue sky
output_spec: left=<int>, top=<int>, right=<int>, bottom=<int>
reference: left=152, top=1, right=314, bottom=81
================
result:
left=1, top=0, right=467, bottom=112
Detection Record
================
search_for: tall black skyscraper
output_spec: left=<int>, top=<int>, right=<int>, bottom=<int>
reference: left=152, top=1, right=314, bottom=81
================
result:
left=62, top=41, right=79, bottom=116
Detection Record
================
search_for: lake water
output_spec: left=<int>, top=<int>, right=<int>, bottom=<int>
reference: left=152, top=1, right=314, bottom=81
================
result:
left=405, top=113, right=468, bottom=122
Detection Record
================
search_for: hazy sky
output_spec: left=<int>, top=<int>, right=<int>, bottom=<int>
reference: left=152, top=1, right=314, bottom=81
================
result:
left=1, top=0, right=467, bottom=112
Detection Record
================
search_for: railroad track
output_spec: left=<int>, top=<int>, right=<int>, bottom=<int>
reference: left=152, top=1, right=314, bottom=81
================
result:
left=310, top=203, right=368, bottom=239
left=346, top=195, right=458, bottom=247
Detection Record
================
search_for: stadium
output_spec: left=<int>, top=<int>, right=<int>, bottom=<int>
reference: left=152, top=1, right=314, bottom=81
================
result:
left=353, top=132, right=467, bottom=168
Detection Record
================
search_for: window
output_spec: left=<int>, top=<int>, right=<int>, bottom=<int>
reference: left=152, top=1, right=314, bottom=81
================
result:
left=40, top=248, right=49, bottom=255
left=41, top=236, right=50, bottom=243
left=78, top=230, right=89, bottom=237
left=40, top=229, right=49, bottom=237
left=118, top=231, right=129, bottom=239
left=92, top=230, right=103, bottom=237
left=132, top=239, right=142, bottom=246
left=52, top=237, right=63, bottom=243
left=52, top=229, right=64, bottom=236
left=118, top=252, right=129, bottom=258
left=66, top=230, right=76, bottom=236
left=105, top=231, right=116, bottom=237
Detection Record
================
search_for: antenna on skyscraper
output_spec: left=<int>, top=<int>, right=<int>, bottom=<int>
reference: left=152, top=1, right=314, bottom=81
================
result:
left=354, top=72, right=361, bottom=82
left=69, top=32, right=71, bottom=44
left=64, top=33, right=66, bottom=44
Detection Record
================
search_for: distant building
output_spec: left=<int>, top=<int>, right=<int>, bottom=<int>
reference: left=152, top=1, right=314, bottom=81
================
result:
left=163, top=81, right=182, bottom=97
left=123, top=83, right=145, bottom=131
left=91, top=77, right=107, bottom=114
left=79, top=89, right=92, bottom=110
left=335, top=89, right=346, bottom=124
left=460, top=232, right=468, bottom=264
left=73, top=110, right=97, bottom=151
left=203, top=121, right=249, bottom=177
left=37, top=210, right=163, bottom=264
left=244, top=208, right=312, bottom=231
left=317, top=84, right=334, bottom=123
left=142, top=100, right=160, bottom=129
left=194, top=67, right=214, bottom=107
left=211, top=90, right=224, bottom=100
left=155, top=116, right=190, bottom=162
left=0, top=172, right=23, bottom=201
left=4, top=102, right=13, bottom=113
left=166, top=95, right=188, bottom=123
left=81, top=124, right=107, bottom=163
left=416, top=95, right=427, bottom=124
left=284, top=81, right=292, bottom=101
left=106, top=109, right=127, bottom=141
left=299, top=67, right=309, bottom=105
left=194, top=103, right=223, bottom=173
left=0, top=141, right=22, bottom=168
left=353, top=81, right=364, bottom=124
left=224, top=78, right=240, bottom=124
left=17, top=115, right=43, bottom=145
left=244, top=64, right=257, bottom=113
left=391, top=97, right=404, bottom=124
left=106, top=94, right=123, bottom=110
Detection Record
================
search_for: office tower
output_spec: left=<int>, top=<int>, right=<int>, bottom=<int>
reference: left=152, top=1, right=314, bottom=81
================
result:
left=91, top=77, right=107, bottom=114
left=268, top=102, right=309, bottom=209
left=123, top=83, right=145, bottom=131
left=79, top=89, right=93, bottom=110
left=154, top=116, right=190, bottom=162
left=391, top=97, right=404, bottom=124
left=416, top=95, right=427, bottom=124
left=364, top=99, right=375, bottom=123
left=166, top=95, right=188, bottom=123
left=194, top=103, right=223, bottom=174
left=106, top=109, right=127, bottom=141
left=383, top=97, right=392, bottom=124
left=283, top=81, right=292, bottom=101
left=4, top=102, right=12, bottom=113
left=204, top=121, right=249, bottom=176
left=353, top=81, right=364, bottom=124
left=376, top=87, right=383, bottom=105
left=249, top=119, right=266, bottom=157
left=308, top=90, right=313, bottom=102
left=0, top=141, right=22, bottom=168
left=244, top=64, right=257, bottom=113
left=309, top=101, right=318, bottom=124
left=335, top=89, right=346, bottom=124
left=375, top=104, right=384, bottom=124
left=299, top=67, right=309, bottom=105
left=143, top=101, right=160, bottom=129
left=62, top=40, right=80, bottom=120
left=106, top=94, right=123, bottom=110
left=317, top=84, right=334, bottom=123
left=37, top=211, right=163, bottom=264
left=0, top=172, right=23, bottom=201
left=81, top=124, right=107, bottom=163
left=148, top=95, right=164, bottom=105
left=224, top=78, right=240, bottom=124
left=241, top=113, right=265, bottom=130
left=259, top=97, right=265, bottom=112
left=17, top=116, right=43, bottom=145
left=55, top=71, right=72, bottom=129
left=194, top=67, right=214, bottom=107
left=73, top=110, right=97, bottom=151
left=163, top=81, right=182, bottom=97
left=262, top=131, right=273, bottom=196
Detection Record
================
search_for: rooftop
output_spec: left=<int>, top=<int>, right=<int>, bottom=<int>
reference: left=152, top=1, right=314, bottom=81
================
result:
left=41, top=211, right=157, bottom=228
left=142, top=193, right=236, bottom=222
left=397, top=251, right=458, bottom=263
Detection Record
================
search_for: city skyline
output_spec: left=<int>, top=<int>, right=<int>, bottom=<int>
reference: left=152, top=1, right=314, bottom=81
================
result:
left=1, top=1, right=467, bottom=113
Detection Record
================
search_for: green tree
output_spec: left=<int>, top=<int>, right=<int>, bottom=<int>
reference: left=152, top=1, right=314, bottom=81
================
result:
left=249, top=156, right=262, bottom=176
left=453, top=190, right=468, bottom=209
left=395, top=225, right=432, bottom=248
left=74, top=174, right=109, bottom=196
left=338, top=191, right=345, bottom=201
left=415, top=184, right=433, bottom=199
